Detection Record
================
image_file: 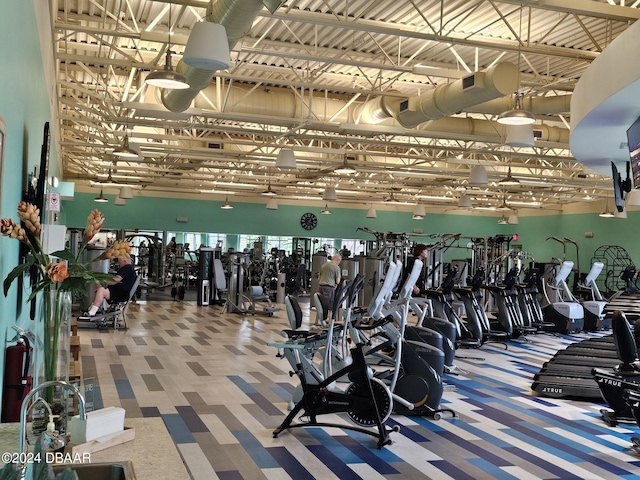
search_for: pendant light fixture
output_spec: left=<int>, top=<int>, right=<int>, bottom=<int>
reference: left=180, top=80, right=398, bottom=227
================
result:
left=262, top=168, right=277, bottom=196
left=113, top=114, right=142, bottom=160
left=114, top=196, right=127, bottom=206
left=119, top=186, right=134, bottom=199
left=599, top=206, right=615, bottom=218
left=498, top=166, right=520, bottom=186
left=320, top=203, right=332, bottom=215
left=145, top=5, right=190, bottom=90
left=275, top=147, right=297, bottom=169
left=497, top=92, right=535, bottom=125
left=266, top=198, right=278, bottom=210
left=334, top=153, right=357, bottom=175
left=496, top=192, right=511, bottom=210
left=498, top=158, right=520, bottom=186
left=262, top=184, right=277, bottom=196
left=412, top=204, right=426, bottom=220
left=497, top=214, right=509, bottom=224
left=468, top=165, right=489, bottom=186
left=366, top=205, right=377, bottom=218
left=183, top=21, right=230, bottom=71
left=505, top=124, right=535, bottom=147
left=599, top=194, right=615, bottom=218
left=221, top=196, right=233, bottom=209
left=458, top=195, right=473, bottom=209
left=112, top=133, right=142, bottom=159
left=94, top=188, right=108, bottom=203
left=323, top=186, right=337, bottom=201
left=497, top=7, right=535, bottom=126
left=385, top=192, right=397, bottom=203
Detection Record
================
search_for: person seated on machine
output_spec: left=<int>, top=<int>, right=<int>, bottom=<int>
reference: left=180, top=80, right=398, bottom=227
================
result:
left=83, top=255, right=137, bottom=317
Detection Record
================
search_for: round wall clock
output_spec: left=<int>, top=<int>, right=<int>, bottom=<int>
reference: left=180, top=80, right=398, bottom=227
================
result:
left=300, top=212, right=318, bottom=230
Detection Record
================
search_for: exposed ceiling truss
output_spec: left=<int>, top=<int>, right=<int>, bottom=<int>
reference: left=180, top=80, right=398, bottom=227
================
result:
left=51, top=0, right=640, bottom=212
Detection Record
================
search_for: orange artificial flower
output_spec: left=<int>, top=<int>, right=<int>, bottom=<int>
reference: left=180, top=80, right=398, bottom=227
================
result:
left=103, top=241, right=132, bottom=260
left=84, top=209, right=104, bottom=242
left=17, top=201, right=42, bottom=235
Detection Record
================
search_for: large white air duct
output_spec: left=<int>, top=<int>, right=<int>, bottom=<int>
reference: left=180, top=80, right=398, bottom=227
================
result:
left=357, top=62, right=519, bottom=128
left=154, top=1, right=571, bottom=144
left=470, top=94, right=572, bottom=116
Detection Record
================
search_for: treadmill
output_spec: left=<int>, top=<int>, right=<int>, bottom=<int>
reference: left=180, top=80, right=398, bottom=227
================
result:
left=531, top=332, right=629, bottom=399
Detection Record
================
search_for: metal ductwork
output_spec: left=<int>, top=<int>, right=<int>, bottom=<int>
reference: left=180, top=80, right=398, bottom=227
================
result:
left=357, top=62, right=519, bottom=128
left=161, top=0, right=280, bottom=113
left=356, top=95, right=404, bottom=124
left=415, top=117, right=570, bottom=144
left=468, top=94, right=572, bottom=116
left=157, top=3, right=570, bottom=144
left=187, top=81, right=571, bottom=144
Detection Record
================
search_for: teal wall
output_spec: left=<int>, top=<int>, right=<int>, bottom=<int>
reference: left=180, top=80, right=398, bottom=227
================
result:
left=62, top=193, right=640, bottom=283
left=0, top=1, right=56, bottom=415
left=61, top=192, right=517, bottom=239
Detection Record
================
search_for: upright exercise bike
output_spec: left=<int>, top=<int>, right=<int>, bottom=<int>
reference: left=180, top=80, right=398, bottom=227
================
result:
left=271, top=277, right=397, bottom=448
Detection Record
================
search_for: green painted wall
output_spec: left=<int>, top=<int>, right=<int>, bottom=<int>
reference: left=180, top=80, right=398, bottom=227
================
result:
left=62, top=192, right=518, bottom=239
left=62, top=194, right=640, bottom=289
left=0, top=1, right=56, bottom=415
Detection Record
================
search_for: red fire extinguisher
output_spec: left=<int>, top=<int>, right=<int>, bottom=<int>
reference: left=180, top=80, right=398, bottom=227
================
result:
left=1, top=335, right=32, bottom=423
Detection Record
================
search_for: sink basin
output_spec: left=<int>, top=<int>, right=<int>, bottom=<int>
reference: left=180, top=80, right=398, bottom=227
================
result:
left=52, top=461, right=136, bottom=480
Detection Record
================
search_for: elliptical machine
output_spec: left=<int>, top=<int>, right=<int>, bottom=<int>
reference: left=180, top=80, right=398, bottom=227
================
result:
left=542, top=261, right=585, bottom=334
left=362, top=260, right=454, bottom=419
left=485, top=266, right=535, bottom=339
left=423, top=267, right=483, bottom=348
left=515, top=265, right=554, bottom=332
left=578, top=262, right=610, bottom=331
left=390, top=259, right=457, bottom=374
left=453, top=266, right=509, bottom=347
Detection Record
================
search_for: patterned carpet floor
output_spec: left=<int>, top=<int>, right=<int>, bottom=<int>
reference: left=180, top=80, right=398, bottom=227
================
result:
left=75, top=295, right=640, bottom=479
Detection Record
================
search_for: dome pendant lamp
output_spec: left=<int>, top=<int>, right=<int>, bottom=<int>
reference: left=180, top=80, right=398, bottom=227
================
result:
left=94, top=188, right=108, bottom=203
left=468, top=165, right=488, bottom=186
left=113, top=133, right=142, bottom=160
left=145, top=5, right=190, bottom=90
left=497, top=8, right=535, bottom=126
left=497, top=92, right=535, bottom=125
left=221, top=196, right=233, bottom=209
left=366, top=205, right=377, bottom=218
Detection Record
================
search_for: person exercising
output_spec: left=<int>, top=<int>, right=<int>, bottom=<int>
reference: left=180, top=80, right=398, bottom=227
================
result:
left=401, top=243, right=429, bottom=296
left=84, top=255, right=137, bottom=316
left=318, top=253, right=342, bottom=320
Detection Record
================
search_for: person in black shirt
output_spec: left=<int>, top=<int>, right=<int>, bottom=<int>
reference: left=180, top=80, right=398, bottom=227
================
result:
left=400, top=243, right=428, bottom=296
left=84, top=255, right=137, bottom=316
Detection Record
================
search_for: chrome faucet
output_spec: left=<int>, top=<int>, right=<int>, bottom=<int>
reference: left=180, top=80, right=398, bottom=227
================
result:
left=16, top=380, right=87, bottom=480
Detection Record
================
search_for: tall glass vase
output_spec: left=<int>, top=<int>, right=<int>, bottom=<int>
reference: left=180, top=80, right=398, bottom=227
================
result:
left=33, top=289, right=72, bottom=432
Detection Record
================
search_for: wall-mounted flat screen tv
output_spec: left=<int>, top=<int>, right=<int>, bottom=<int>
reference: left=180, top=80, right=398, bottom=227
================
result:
left=627, top=115, right=640, bottom=189
left=612, top=161, right=625, bottom=212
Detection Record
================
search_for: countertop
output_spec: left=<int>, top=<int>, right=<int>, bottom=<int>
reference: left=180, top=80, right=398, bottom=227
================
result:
left=0, top=417, right=190, bottom=480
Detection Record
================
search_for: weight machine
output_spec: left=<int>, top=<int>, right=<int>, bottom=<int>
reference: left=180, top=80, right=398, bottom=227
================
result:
left=221, top=252, right=278, bottom=316
left=355, top=227, right=413, bottom=306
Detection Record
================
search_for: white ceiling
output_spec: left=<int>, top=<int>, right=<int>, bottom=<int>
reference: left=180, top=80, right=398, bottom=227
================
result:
left=50, top=0, right=640, bottom=212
